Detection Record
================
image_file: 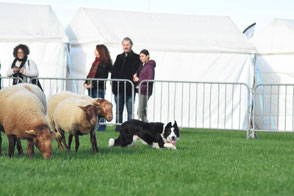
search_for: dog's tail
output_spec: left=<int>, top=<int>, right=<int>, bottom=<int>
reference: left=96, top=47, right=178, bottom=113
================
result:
left=108, top=138, right=115, bottom=147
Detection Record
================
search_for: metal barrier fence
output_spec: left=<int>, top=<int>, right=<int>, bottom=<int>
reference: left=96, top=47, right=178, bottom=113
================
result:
left=138, top=80, right=251, bottom=135
left=3, top=76, right=294, bottom=137
left=0, top=77, right=23, bottom=89
left=253, top=84, right=294, bottom=134
left=0, top=77, right=251, bottom=134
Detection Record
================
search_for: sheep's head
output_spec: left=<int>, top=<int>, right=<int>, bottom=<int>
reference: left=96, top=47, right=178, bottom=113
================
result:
left=79, top=104, right=98, bottom=128
left=25, top=126, right=53, bottom=159
left=92, top=99, right=113, bottom=122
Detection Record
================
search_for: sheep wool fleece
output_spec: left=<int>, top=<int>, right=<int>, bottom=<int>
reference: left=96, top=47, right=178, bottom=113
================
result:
left=53, top=97, right=94, bottom=136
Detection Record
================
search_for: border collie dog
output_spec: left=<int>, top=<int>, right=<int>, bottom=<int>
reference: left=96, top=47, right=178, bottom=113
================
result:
left=108, top=119, right=180, bottom=150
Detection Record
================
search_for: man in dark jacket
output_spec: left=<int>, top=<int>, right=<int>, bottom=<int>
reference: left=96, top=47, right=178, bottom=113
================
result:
left=111, top=37, right=141, bottom=131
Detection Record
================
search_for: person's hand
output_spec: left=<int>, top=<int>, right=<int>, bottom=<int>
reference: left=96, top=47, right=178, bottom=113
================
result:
left=13, top=67, right=19, bottom=72
left=19, top=68, right=24, bottom=74
left=84, top=83, right=92, bottom=89
left=133, top=76, right=139, bottom=82
left=133, top=74, right=139, bottom=82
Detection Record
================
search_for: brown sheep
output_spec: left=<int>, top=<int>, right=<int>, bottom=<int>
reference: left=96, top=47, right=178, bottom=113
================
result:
left=0, top=83, right=46, bottom=155
left=0, top=87, right=53, bottom=159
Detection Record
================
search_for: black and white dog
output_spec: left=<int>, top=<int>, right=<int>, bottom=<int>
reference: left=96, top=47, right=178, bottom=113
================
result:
left=108, top=119, right=180, bottom=150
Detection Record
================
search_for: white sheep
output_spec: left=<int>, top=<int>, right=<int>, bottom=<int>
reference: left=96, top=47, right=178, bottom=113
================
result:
left=47, top=91, right=113, bottom=149
left=0, top=83, right=47, bottom=155
left=0, top=87, right=53, bottom=159
left=53, top=97, right=100, bottom=153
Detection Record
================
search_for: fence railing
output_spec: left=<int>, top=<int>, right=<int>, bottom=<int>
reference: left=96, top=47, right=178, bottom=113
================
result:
left=253, top=84, right=294, bottom=133
left=138, top=80, right=251, bottom=134
left=0, top=77, right=252, bottom=134
left=4, top=76, right=294, bottom=137
left=0, top=77, right=23, bottom=89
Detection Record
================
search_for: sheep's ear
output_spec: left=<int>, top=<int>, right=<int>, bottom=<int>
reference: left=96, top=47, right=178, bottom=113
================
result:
left=26, top=130, right=37, bottom=135
left=79, top=105, right=87, bottom=111
left=79, top=105, right=92, bottom=112
left=93, top=98, right=104, bottom=106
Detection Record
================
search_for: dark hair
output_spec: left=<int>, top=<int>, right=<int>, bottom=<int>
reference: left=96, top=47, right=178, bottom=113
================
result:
left=96, top=44, right=112, bottom=68
left=122, top=37, right=133, bottom=47
left=140, top=49, right=149, bottom=56
left=13, top=44, right=30, bottom=58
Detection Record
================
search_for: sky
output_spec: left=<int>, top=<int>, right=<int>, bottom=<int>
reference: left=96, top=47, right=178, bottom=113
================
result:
left=1, top=0, right=294, bottom=33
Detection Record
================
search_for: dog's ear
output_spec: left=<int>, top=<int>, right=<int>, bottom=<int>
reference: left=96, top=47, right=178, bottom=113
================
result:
left=173, top=121, right=178, bottom=128
left=166, top=122, right=172, bottom=128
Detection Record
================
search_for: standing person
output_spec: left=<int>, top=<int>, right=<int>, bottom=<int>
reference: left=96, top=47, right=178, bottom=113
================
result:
left=133, top=49, right=156, bottom=122
left=111, top=37, right=141, bottom=131
left=84, top=44, right=112, bottom=131
left=7, top=44, right=39, bottom=86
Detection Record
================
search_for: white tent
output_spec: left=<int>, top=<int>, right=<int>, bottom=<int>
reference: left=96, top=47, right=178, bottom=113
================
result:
left=252, top=18, right=294, bottom=84
left=0, top=3, right=68, bottom=83
left=67, top=8, right=255, bottom=129
left=251, top=18, right=294, bottom=131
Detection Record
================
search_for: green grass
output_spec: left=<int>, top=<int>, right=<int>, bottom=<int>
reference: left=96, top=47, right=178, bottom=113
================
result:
left=1, top=127, right=294, bottom=195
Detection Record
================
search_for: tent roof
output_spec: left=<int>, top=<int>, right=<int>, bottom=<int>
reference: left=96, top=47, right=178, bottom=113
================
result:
left=66, top=8, right=254, bottom=53
left=251, top=18, right=294, bottom=54
left=0, top=3, right=68, bottom=43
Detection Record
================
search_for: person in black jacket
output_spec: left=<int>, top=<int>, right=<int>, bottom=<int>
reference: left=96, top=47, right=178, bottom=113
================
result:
left=84, top=44, right=112, bottom=131
left=111, top=37, right=141, bottom=131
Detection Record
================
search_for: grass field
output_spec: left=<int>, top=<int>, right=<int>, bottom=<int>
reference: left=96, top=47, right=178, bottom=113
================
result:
left=1, top=127, right=294, bottom=195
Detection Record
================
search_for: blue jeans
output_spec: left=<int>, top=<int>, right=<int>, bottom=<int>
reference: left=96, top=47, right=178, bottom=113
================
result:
left=114, top=93, right=133, bottom=131
left=88, top=89, right=106, bottom=131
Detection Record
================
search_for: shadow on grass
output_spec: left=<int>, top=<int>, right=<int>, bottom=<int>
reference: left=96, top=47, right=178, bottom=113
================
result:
left=1, top=143, right=176, bottom=161
left=47, top=145, right=150, bottom=160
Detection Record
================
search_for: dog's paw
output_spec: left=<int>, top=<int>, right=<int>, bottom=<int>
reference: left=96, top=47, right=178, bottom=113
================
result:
left=164, top=143, right=177, bottom=150
left=171, top=145, right=177, bottom=150
left=152, top=142, right=160, bottom=149
left=108, top=138, right=115, bottom=147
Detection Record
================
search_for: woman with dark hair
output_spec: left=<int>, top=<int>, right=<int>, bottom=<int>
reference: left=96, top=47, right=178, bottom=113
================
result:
left=84, top=44, right=112, bottom=131
left=7, top=44, right=39, bottom=85
left=133, top=49, right=156, bottom=122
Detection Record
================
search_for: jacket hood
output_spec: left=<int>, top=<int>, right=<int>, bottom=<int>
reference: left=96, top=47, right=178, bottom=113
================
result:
left=147, top=60, right=156, bottom=68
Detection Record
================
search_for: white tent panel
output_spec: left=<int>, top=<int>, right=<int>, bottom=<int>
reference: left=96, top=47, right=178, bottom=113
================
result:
left=255, top=54, right=294, bottom=84
left=0, top=3, right=68, bottom=42
left=0, top=3, right=68, bottom=87
left=252, top=19, right=294, bottom=54
left=67, top=8, right=254, bottom=53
